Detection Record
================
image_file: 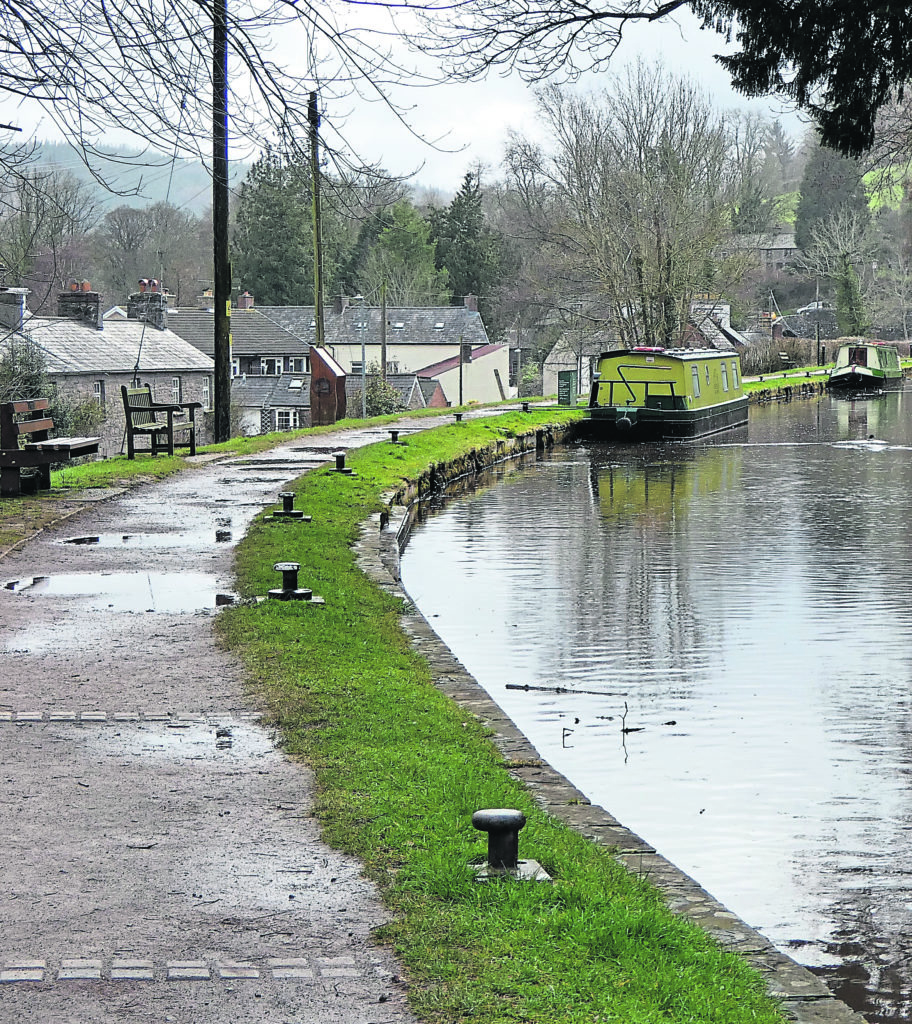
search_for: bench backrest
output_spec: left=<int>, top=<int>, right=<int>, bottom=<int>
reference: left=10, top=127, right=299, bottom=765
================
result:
left=123, top=386, right=158, bottom=427
left=0, top=399, right=54, bottom=449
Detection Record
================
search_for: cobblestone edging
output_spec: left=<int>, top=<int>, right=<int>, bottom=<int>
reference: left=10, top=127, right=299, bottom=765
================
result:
left=353, top=423, right=868, bottom=1024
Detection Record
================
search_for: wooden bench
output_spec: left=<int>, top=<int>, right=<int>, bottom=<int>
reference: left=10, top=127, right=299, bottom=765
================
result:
left=121, top=384, right=202, bottom=459
left=0, top=399, right=100, bottom=497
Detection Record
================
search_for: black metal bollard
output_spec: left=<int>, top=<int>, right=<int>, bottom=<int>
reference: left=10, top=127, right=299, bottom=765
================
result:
left=454, top=412, right=464, bottom=422
left=521, top=401, right=530, bottom=413
left=270, top=491, right=310, bottom=521
left=268, top=561, right=313, bottom=601
left=472, top=808, right=526, bottom=870
left=332, top=450, right=355, bottom=475
left=389, top=429, right=400, bottom=443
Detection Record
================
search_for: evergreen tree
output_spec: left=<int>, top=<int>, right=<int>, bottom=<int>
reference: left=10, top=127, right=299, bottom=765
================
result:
left=360, top=201, right=449, bottom=305
left=431, top=172, right=508, bottom=337
left=232, top=153, right=313, bottom=305
left=795, top=144, right=869, bottom=251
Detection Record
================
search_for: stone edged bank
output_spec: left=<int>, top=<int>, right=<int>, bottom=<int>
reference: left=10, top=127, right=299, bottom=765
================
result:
left=354, top=419, right=867, bottom=1024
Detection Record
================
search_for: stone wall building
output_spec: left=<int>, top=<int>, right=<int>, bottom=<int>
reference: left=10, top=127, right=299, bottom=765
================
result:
left=0, top=286, right=214, bottom=459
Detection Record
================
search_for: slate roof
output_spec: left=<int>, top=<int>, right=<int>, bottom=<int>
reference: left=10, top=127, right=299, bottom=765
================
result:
left=732, top=232, right=798, bottom=252
left=16, top=315, right=213, bottom=375
left=168, top=307, right=310, bottom=358
left=232, top=373, right=311, bottom=408
left=344, top=372, right=428, bottom=408
left=261, top=305, right=490, bottom=348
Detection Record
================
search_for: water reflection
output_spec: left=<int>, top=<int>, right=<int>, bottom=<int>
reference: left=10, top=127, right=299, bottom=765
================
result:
left=400, top=389, right=912, bottom=1023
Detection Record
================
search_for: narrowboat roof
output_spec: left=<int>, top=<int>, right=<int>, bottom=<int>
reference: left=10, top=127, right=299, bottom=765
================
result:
left=597, top=347, right=739, bottom=362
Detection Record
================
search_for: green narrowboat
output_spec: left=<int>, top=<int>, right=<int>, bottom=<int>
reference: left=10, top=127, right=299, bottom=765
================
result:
left=586, top=347, right=749, bottom=440
left=827, top=342, right=904, bottom=391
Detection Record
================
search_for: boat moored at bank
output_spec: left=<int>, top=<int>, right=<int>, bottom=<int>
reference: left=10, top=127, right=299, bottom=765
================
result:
left=586, top=347, right=749, bottom=440
left=827, top=342, right=904, bottom=391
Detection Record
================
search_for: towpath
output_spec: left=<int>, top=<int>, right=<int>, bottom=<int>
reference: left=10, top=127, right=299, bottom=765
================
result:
left=0, top=412, right=490, bottom=1024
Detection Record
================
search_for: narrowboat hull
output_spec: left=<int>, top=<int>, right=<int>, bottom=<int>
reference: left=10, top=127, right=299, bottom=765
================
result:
left=584, top=396, right=749, bottom=440
left=827, top=343, right=904, bottom=392
left=827, top=367, right=903, bottom=391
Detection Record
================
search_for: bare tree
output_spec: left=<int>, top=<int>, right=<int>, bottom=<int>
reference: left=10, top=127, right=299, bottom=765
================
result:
left=498, top=66, right=745, bottom=348
left=411, top=0, right=912, bottom=156
left=0, top=0, right=436, bottom=184
left=0, top=168, right=99, bottom=309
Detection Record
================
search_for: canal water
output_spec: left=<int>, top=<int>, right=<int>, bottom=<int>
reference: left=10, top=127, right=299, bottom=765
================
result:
left=400, top=390, right=912, bottom=1024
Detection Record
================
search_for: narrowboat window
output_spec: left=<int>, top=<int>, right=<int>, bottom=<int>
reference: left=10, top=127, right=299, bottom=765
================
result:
left=705, top=364, right=710, bottom=384
left=731, top=361, right=739, bottom=388
left=720, top=361, right=729, bottom=392
left=691, top=365, right=701, bottom=398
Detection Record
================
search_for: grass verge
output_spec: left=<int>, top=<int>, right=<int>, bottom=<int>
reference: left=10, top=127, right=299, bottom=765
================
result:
left=217, top=410, right=786, bottom=1024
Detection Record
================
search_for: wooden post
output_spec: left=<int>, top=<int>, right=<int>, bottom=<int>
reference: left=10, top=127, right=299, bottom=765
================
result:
left=212, top=0, right=231, bottom=443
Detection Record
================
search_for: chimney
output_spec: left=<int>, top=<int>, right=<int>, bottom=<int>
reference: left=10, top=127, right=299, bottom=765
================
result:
left=0, top=287, right=28, bottom=332
left=238, top=290, right=254, bottom=310
left=463, top=293, right=478, bottom=312
left=197, top=287, right=214, bottom=310
left=333, top=295, right=349, bottom=315
left=127, top=278, right=168, bottom=330
left=58, top=280, right=103, bottom=330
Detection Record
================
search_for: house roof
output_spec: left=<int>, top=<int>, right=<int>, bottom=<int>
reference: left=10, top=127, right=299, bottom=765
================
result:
left=231, top=373, right=311, bottom=408
left=344, top=371, right=429, bottom=407
left=416, top=343, right=505, bottom=377
left=168, top=307, right=310, bottom=358
left=733, top=232, right=798, bottom=251
left=17, top=315, right=213, bottom=375
left=260, top=304, right=490, bottom=348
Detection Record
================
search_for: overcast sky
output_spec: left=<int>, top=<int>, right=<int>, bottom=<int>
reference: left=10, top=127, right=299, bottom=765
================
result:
left=9, top=4, right=806, bottom=199
left=323, top=7, right=806, bottom=195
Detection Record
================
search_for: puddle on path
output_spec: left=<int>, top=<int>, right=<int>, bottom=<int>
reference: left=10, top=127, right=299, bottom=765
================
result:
left=60, top=528, right=233, bottom=547
left=85, top=719, right=276, bottom=764
left=2, top=572, right=234, bottom=612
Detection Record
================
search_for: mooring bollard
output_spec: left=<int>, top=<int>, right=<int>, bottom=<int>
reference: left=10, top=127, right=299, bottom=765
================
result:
left=472, top=808, right=526, bottom=871
left=521, top=401, right=530, bottom=413
left=332, top=451, right=355, bottom=475
left=268, top=491, right=311, bottom=521
left=389, top=429, right=400, bottom=443
left=454, top=412, right=464, bottom=422
left=268, top=561, right=313, bottom=601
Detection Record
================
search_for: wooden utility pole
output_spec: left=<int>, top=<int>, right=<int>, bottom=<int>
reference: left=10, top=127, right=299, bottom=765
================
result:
left=309, top=91, right=325, bottom=350
left=380, top=280, right=387, bottom=380
left=212, top=0, right=231, bottom=443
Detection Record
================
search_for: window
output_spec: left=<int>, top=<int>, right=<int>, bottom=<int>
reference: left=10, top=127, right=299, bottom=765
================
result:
left=276, top=410, right=291, bottom=430
left=203, top=375, right=212, bottom=410
left=231, top=358, right=240, bottom=377
left=260, top=357, right=281, bottom=375
left=731, top=361, right=739, bottom=389
left=351, top=361, right=363, bottom=374
left=704, top=364, right=710, bottom=384
left=93, top=380, right=106, bottom=409
left=286, top=356, right=308, bottom=373
left=171, top=376, right=182, bottom=403
left=691, top=365, right=701, bottom=398
left=720, top=362, right=729, bottom=392
left=392, top=322, right=404, bottom=330
left=386, top=361, right=400, bottom=375
left=288, top=378, right=305, bottom=390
